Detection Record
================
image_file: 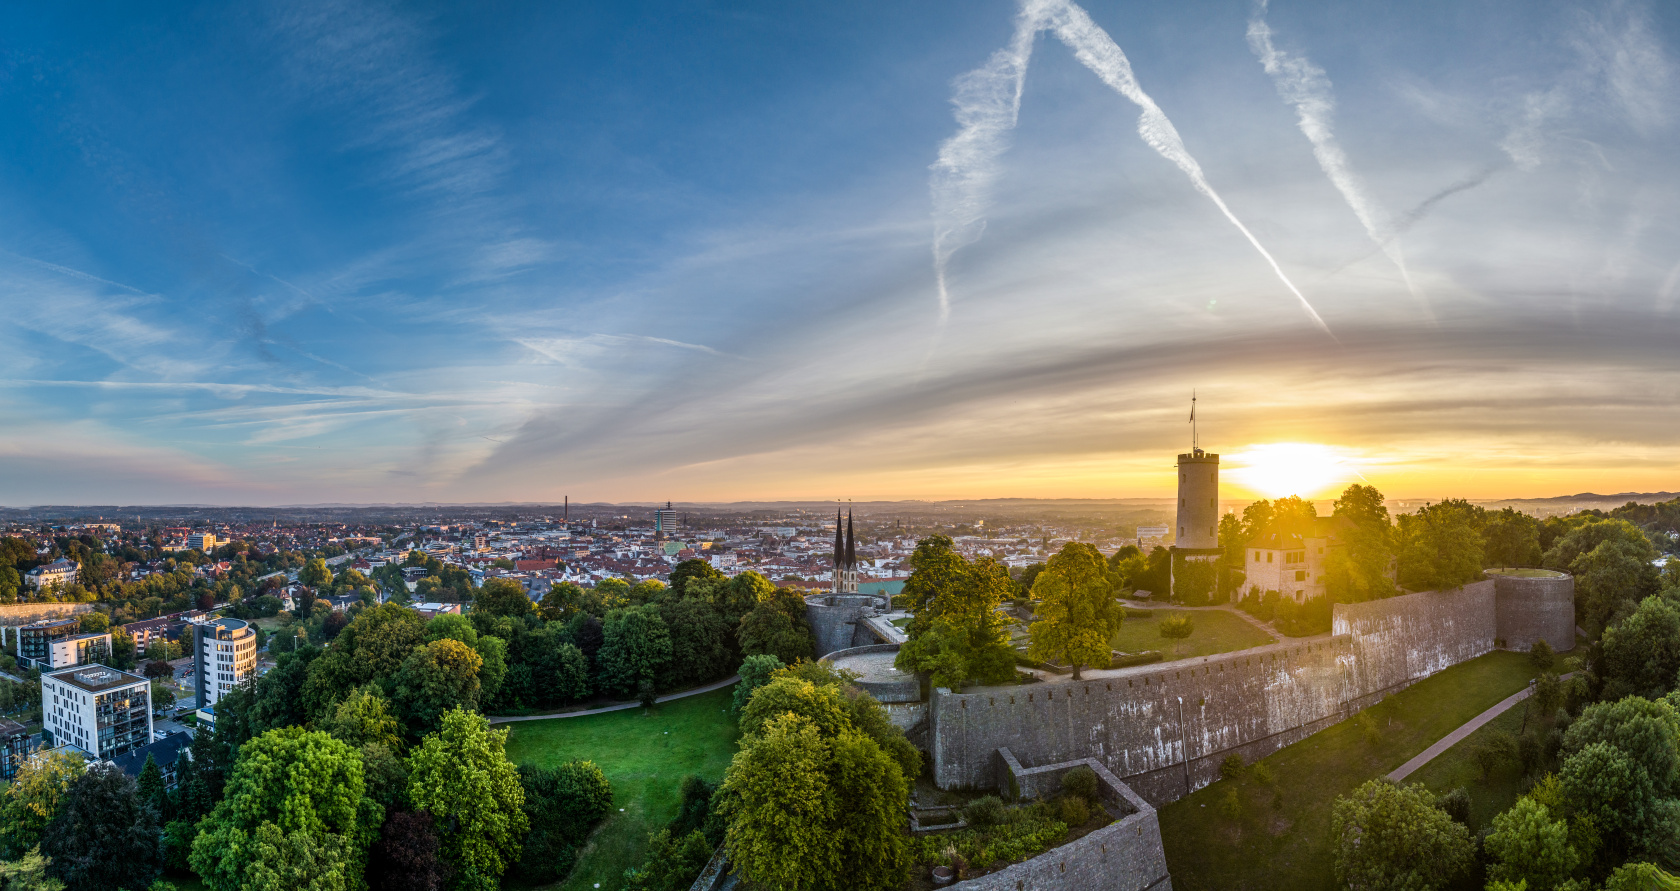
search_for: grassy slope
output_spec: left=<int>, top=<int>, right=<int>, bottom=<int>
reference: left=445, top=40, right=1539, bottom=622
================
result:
left=503, top=685, right=740, bottom=891
left=1157, top=650, right=1542, bottom=891
left=1410, top=704, right=1538, bottom=830
left=1110, top=609, right=1276, bottom=661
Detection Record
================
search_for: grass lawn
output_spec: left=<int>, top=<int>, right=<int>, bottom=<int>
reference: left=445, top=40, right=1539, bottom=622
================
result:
left=1410, top=701, right=1548, bottom=830
left=1157, top=650, right=1545, bottom=891
left=1485, top=568, right=1568, bottom=579
left=1109, top=609, right=1275, bottom=661
left=503, top=685, right=740, bottom=891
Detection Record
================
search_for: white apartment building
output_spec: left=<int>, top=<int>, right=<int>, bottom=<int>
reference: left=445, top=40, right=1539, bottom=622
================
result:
left=41, top=665, right=152, bottom=760
left=25, top=558, right=79, bottom=591
left=192, top=617, right=257, bottom=709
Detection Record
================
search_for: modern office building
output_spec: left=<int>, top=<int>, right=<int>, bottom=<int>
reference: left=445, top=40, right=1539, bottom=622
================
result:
left=654, top=503, right=680, bottom=537
left=192, top=617, right=257, bottom=709
left=15, top=620, right=109, bottom=671
left=0, top=718, right=32, bottom=781
left=41, top=665, right=152, bottom=760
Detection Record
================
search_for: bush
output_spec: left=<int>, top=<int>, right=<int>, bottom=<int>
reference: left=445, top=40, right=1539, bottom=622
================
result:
left=1157, top=614, right=1194, bottom=640
left=1220, top=754, right=1247, bottom=781
left=963, top=795, right=1006, bottom=828
left=1436, top=787, right=1471, bottom=825
left=1057, top=795, right=1090, bottom=826
left=1060, top=765, right=1099, bottom=802
left=1473, top=731, right=1520, bottom=781
left=1123, top=608, right=1154, bottom=618
left=1250, top=763, right=1274, bottom=785
left=1529, top=639, right=1557, bottom=672
left=1218, top=786, right=1242, bottom=821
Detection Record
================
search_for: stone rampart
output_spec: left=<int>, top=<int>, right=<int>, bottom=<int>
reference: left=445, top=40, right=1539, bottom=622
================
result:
left=0, top=602, right=94, bottom=626
left=1492, top=573, right=1575, bottom=652
left=1334, top=581, right=1497, bottom=706
left=951, top=751, right=1171, bottom=891
left=804, top=594, right=881, bottom=658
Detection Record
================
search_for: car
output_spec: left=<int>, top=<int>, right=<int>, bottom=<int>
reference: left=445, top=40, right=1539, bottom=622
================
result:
left=154, top=730, right=167, bottom=741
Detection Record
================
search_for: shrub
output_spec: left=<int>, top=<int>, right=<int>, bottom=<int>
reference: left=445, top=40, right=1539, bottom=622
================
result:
left=1057, top=795, right=1090, bottom=826
left=1354, top=711, right=1381, bottom=745
left=963, top=795, right=1006, bottom=828
left=1436, top=787, right=1471, bottom=825
left=1157, top=614, right=1194, bottom=640
left=1123, top=608, right=1154, bottom=618
left=1218, top=787, right=1242, bottom=821
left=1473, top=731, right=1520, bottom=781
left=1060, top=766, right=1099, bottom=803
left=1529, top=640, right=1557, bottom=672
left=1251, top=763, right=1274, bottom=785
left=1220, top=754, right=1247, bottom=781
left=1111, top=651, right=1164, bottom=668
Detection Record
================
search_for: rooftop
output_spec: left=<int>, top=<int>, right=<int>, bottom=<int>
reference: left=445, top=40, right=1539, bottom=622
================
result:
left=47, top=665, right=147, bottom=693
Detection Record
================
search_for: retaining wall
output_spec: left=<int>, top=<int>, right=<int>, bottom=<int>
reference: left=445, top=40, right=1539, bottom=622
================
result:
left=0, top=602, right=94, bottom=626
left=804, top=594, right=881, bottom=658
left=930, top=580, right=1545, bottom=805
left=951, top=752, right=1171, bottom=891
left=1492, top=574, right=1575, bottom=652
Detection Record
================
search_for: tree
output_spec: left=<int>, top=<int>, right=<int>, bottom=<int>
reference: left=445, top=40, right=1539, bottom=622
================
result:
left=668, top=559, right=724, bottom=598
left=392, top=640, right=483, bottom=736
left=1330, top=779, right=1472, bottom=891
left=597, top=604, right=674, bottom=699
left=538, top=582, right=582, bottom=622
left=298, top=558, right=333, bottom=589
left=1323, top=485, right=1396, bottom=603
left=0, top=847, right=65, bottom=890
left=135, top=754, right=167, bottom=819
left=1600, top=594, right=1680, bottom=700
left=517, top=762, right=613, bottom=882
left=1483, top=797, right=1579, bottom=891
left=319, top=686, right=405, bottom=751
left=0, top=751, right=85, bottom=858
left=40, top=763, right=162, bottom=891
left=368, top=811, right=449, bottom=891
left=1028, top=542, right=1122, bottom=680
left=1561, top=697, right=1680, bottom=798
left=894, top=538, right=1016, bottom=687
left=1396, top=500, right=1485, bottom=591
left=734, top=654, right=783, bottom=714
left=737, top=594, right=814, bottom=666
left=1544, top=519, right=1658, bottom=573
left=189, top=727, right=380, bottom=891
left=1572, top=539, right=1663, bottom=637
left=659, top=597, right=735, bottom=689
left=424, top=614, right=477, bottom=647
left=1484, top=508, right=1543, bottom=568
left=472, top=636, right=507, bottom=706
left=0, top=566, right=19, bottom=604
left=718, top=712, right=907, bottom=891
left=406, top=709, right=528, bottom=891
left=472, top=579, right=533, bottom=619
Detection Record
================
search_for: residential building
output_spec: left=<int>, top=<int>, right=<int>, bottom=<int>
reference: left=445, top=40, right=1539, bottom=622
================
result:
left=0, top=718, right=32, bottom=781
left=15, top=619, right=82, bottom=670
left=41, top=665, right=152, bottom=760
left=192, top=617, right=257, bottom=709
left=25, top=558, right=78, bottom=591
left=110, top=732, right=193, bottom=787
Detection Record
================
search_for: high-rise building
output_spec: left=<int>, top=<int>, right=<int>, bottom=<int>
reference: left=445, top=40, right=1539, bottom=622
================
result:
left=654, top=503, right=680, bottom=536
left=187, top=532, right=219, bottom=552
left=193, top=617, right=257, bottom=709
left=41, top=665, right=152, bottom=760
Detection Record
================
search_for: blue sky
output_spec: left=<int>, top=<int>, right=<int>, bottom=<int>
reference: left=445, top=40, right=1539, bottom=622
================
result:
left=1, top=0, right=1677, bottom=505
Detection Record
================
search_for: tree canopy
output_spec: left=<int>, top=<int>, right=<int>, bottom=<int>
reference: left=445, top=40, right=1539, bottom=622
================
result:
left=1028, top=542, right=1122, bottom=680
left=406, top=709, right=528, bottom=891
left=893, top=536, right=1016, bottom=688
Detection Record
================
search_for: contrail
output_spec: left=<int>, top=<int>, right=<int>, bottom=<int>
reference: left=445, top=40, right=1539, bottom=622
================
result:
left=1038, top=0, right=1333, bottom=336
left=1246, top=0, right=1424, bottom=316
left=928, top=4, right=1046, bottom=323
left=930, top=0, right=1333, bottom=338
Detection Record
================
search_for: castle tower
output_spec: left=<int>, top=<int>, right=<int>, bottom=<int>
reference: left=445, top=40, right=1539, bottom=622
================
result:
left=1175, top=449, right=1219, bottom=548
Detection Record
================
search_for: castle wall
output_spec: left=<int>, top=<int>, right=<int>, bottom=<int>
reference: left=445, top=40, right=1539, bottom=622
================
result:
left=930, top=580, right=1536, bottom=806
left=1493, top=574, right=1576, bottom=652
left=804, top=594, right=877, bottom=658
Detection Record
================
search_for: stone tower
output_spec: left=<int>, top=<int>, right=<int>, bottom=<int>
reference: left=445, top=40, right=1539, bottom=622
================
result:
left=1175, top=449, right=1219, bottom=548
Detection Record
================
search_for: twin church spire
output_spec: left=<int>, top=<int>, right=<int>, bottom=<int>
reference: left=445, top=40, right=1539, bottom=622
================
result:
left=831, top=507, right=859, bottom=594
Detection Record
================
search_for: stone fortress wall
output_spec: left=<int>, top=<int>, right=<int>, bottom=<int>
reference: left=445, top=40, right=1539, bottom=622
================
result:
left=923, top=574, right=1574, bottom=804
left=806, top=593, right=889, bottom=658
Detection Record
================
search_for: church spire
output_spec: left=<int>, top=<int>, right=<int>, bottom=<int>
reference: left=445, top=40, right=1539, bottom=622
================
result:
left=833, top=506, right=844, bottom=568
left=845, top=509, right=856, bottom=569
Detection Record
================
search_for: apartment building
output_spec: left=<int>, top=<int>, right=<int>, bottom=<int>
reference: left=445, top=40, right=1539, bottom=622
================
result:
left=192, top=617, right=257, bottom=709
left=15, top=620, right=108, bottom=671
left=41, top=665, right=152, bottom=760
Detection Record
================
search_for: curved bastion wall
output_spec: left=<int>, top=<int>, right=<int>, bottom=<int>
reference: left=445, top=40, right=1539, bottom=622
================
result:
left=1491, top=572, right=1576, bottom=652
left=924, top=577, right=1572, bottom=804
left=805, top=593, right=886, bottom=658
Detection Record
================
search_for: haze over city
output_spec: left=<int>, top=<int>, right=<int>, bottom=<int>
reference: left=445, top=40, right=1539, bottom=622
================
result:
left=1, top=0, right=1675, bottom=506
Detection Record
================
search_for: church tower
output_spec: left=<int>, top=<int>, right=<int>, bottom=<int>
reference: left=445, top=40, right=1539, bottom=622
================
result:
left=831, top=507, right=860, bottom=595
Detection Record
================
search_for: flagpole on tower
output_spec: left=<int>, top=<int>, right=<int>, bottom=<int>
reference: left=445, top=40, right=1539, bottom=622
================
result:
left=1190, top=391, right=1198, bottom=452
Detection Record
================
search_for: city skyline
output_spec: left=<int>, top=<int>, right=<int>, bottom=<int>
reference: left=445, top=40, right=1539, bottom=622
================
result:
left=2, top=0, right=1677, bottom=505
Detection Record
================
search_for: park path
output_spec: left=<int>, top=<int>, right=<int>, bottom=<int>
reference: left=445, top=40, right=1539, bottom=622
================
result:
left=1388, top=672, right=1573, bottom=782
left=487, top=674, right=739, bottom=725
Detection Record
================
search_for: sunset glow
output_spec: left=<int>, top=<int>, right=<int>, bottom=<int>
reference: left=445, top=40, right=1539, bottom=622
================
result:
left=1225, top=443, right=1359, bottom=501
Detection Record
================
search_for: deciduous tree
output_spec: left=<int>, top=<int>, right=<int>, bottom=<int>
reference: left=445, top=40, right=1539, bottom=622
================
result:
left=0, top=751, right=85, bottom=858
left=472, top=579, right=533, bottom=618
left=1028, top=542, right=1122, bottom=680
left=391, top=640, right=483, bottom=736
left=1331, top=780, right=1472, bottom=891
left=40, top=763, right=162, bottom=891
left=406, top=709, right=528, bottom=891
left=597, top=604, right=673, bottom=699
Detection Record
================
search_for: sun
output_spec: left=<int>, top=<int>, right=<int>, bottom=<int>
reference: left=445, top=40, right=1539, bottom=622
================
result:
left=1225, top=443, right=1357, bottom=500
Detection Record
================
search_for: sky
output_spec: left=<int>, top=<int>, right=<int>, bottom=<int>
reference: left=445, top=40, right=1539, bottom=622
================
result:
left=0, top=0, right=1677, bottom=506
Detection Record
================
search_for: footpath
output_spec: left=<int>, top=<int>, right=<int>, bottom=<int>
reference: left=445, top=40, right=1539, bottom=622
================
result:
left=488, top=674, right=739, bottom=724
left=1388, top=671, right=1575, bottom=782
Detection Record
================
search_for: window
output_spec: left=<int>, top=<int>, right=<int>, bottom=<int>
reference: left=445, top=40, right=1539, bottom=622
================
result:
left=1267, top=553, right=1273, bottom=563
left=1295, top=570, right=1306, bottom=582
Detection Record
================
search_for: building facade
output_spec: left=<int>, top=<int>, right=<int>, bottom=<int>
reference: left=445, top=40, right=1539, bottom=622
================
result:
left=831, top=508, right=859, bottom=595
left=24, top=558, right=78, bottom=591
left=14, top=619, right=104, bottom=671
left=192, top=617, right=257, bottom=709
left=0, top=718, right=32, bottom=781
left=42, top=665, right=152, bottom=760
left=187, top=532, right=219, bottom=552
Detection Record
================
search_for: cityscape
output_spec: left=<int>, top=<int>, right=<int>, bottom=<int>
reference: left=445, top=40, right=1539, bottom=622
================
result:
left=2, top=2, right=1679, bottom=891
